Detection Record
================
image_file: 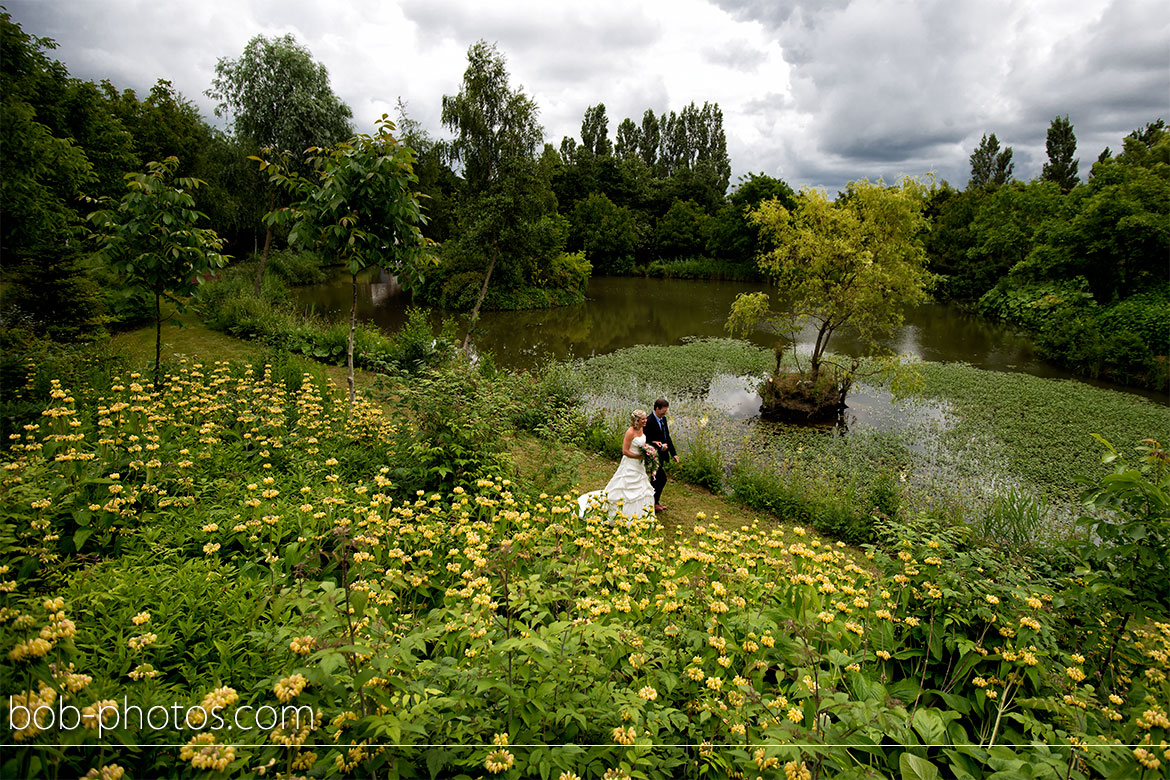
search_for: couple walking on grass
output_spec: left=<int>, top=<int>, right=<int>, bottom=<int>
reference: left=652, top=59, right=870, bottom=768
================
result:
left=577, top=398, right=678, bottom=521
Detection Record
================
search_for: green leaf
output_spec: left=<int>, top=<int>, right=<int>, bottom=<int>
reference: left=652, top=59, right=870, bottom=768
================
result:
left=349, top=588, right=368, bottom=620
left=899, top=752, right=941, bottom=780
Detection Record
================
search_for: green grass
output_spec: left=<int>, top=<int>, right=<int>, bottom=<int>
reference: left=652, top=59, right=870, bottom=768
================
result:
left=110, top=307, right=260, bottom=366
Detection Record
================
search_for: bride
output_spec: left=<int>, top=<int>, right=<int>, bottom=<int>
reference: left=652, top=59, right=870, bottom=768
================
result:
left=577, top=410, right=657, bottom=521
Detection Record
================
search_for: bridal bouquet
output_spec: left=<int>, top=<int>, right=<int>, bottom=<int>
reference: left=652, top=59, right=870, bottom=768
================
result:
left=643, top=443, right=660, bottom=477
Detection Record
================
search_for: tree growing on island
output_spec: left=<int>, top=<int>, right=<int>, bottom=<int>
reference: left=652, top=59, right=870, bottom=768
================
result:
left=256, top=117, right=432, bottom=407
left=87, top=157, right=228, bottom=390
left=725, top=178, right=932, bottom=421
left=207, top=33, right=353, bottom=294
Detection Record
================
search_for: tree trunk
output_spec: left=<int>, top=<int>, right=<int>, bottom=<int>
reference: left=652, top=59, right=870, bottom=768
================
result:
left=347, top=273, right=357, bottom=409
left=810, top=322, right=830, bottom=382
left=253, top=191, right=276, bottom=296
left=154, top=292, right=162, bottom=392
left=462, top=241, right=498, bottom=356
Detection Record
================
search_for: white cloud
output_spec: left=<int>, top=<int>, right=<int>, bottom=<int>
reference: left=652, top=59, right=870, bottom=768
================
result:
left=6, top=0, right=1167, bottom=191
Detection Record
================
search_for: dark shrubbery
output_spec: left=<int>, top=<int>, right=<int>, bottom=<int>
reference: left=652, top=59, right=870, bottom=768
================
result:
left=980, top=278, right=1169, bottom=390
left=265, top=249, right=328, bottom=286
left=642, top=256, right=762, bottom=281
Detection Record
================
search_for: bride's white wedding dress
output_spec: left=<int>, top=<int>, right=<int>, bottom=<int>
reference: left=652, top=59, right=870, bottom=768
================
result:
left=577, top=434, right=656, bottom=520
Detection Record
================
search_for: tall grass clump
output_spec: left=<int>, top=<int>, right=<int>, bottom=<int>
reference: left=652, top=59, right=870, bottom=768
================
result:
left=675, top=419, right=724, bottom=493
left=972, top=487, right=1052, bottom=556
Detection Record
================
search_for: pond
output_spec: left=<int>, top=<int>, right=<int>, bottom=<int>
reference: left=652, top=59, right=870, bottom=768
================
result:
left=296, top=271, right=1149, bottom=394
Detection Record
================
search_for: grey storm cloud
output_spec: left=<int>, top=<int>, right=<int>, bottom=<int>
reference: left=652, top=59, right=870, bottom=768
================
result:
left=710, top=0, right=1169, bottom=188
left=5, top=0, right=1167, bottom=192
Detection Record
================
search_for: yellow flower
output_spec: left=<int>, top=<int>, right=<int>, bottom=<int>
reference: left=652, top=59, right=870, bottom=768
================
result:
left=131, top=612, right=150, bottom=626
left=274, top=674, right=307, bottom=703
left=179, top=734, right=235, bottom=772
left=612, top=725, right=637, bottom=745
left=289, top=636, right=316, bottom=655
left=784, top=760, right=812, bottom=780
left=638, top=686, right=658, bottom=701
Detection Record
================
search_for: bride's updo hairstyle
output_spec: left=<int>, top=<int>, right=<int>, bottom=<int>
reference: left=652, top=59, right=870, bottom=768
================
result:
left=630, top=410, right=647, bottom=427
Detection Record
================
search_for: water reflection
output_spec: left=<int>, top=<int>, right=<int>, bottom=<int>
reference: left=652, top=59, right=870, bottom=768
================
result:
left=700, top=373, right=951, bottom=434
left=296, top=273, right=1154, bottom=398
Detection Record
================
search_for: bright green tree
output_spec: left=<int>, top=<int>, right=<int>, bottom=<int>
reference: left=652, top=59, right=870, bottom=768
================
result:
left=1042, top=114, right=1079, bottom=193
left=207, top=33, right=353, bottom=292
left=261, top=117, right=432, bottom=406
left=87, top=157, right=228, bottom=389
left=726, top=179, right=932, bottom=414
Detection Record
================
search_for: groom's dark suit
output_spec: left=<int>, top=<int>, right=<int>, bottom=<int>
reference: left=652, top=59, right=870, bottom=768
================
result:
left=643, top=411, right=676, bottom=505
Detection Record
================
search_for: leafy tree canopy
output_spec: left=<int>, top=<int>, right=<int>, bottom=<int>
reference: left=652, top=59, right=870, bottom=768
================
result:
left=730, top=178, right=933, bottom=380
left=1042, top=114, right=1079, bottom=193
left=968, top=133, right=1014, bottom=190
left=86, top=157, right=228, bottom=387
left=208, top=33, right=353, bottom=155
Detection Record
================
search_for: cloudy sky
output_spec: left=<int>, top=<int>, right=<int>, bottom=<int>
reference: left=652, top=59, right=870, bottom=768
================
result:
left=8, top=0, right=1169, bottom=192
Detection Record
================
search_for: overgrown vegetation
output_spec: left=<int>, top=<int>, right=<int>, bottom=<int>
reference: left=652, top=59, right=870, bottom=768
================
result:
left=561, top=339, right=1167, bottom=547
left=1, top=343, right=1166, bottom=778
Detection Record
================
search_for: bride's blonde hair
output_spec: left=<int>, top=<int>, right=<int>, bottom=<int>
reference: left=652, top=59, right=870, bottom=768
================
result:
left=630, top=409, right=647, bottom=426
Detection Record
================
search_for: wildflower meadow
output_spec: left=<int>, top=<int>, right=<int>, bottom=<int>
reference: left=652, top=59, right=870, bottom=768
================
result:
left=1, top=357, right=1167, bottom=779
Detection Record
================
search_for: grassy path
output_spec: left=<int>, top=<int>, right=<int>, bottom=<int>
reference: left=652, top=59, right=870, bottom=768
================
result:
left=110, top=314, right=834, bottom=551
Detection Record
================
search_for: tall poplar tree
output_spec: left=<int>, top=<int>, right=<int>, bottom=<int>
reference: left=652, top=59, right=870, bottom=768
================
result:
left=441, top=41, right=563, bottom=347
left=1042, top=114, right=1079, bottom=193
left=968, top=133, right=1014, bottom=189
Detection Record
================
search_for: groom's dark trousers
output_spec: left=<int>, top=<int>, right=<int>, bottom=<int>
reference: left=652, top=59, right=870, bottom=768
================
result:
left=643, top=412, right=676, bottom=504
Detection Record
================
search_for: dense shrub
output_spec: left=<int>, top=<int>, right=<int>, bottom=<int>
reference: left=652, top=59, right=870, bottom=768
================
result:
left=265, top=249, right=327, bottom=286
left=643, top=257, right=762, bottom=281
left=980, top=278, right=1168, bottom=389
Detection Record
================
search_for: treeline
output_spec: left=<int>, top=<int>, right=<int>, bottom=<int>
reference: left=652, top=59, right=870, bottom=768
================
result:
left=0, top=14, right=317, bottom=339
left=925, top=121, right=1169, bottom=388
left=1, top=10, right=1165, bottom=388
left=400, top=41, right=794, bottom=315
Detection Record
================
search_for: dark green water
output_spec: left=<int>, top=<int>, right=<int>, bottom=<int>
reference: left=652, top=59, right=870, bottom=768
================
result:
left=295, top=271, right=1162, bottom=402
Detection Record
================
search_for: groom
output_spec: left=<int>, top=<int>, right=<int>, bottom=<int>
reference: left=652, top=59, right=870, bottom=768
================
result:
left=644, top=397, right=678, bottom=512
